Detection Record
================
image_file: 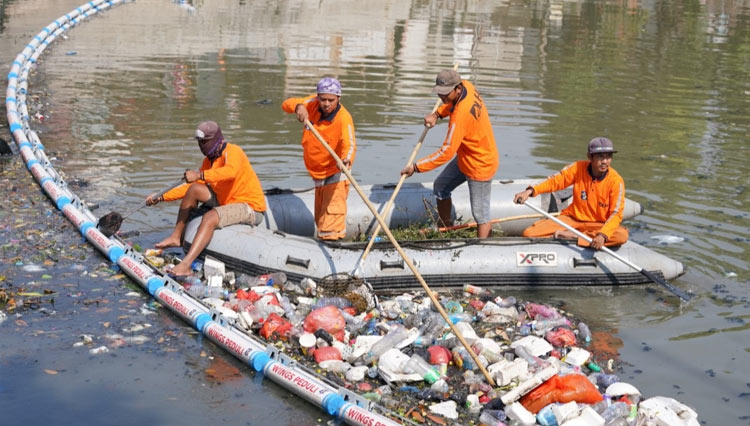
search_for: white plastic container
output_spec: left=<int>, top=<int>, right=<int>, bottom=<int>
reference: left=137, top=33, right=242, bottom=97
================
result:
left=561, top=406, right=605, bottom=426
left=564, top=347, right=591, bottom=366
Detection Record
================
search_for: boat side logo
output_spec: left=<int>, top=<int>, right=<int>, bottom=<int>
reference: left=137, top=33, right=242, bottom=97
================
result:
left=516, top=252, right=558, bottom=267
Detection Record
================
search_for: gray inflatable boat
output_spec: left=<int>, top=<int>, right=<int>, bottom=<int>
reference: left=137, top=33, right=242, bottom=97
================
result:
left=183, top=180, right=684, bottom=292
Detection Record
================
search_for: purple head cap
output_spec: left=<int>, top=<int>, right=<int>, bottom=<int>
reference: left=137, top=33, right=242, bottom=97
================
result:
left=195, top=121, right=225, bottom=159
left=317, top=77, right=342, bottom=96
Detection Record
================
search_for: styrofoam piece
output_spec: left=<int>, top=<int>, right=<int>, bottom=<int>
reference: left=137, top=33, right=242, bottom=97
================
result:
left=428, top=400, right=458, bottom=420
left=564, top=347, right=591, bottom=366
left=506, top=401, right=536, bottom=425
left=637, top=396, right=699, bottom=426
left=349, top=335, right=382, bottom=362
left=501, top=362, right=560, bottom=405
left=206, top=274, right=223, bottom=288
left=553, top=401, right=579, bottom=424
left=510, top=335, right=553, bottom=357
left=203, top=255, right=225, bottom=277
left=605, top=381, right=641, bottom=396
left=561, top=406, right=604, bottom=426
left=345, top=365, right=368, bottom=382
left=488, top=357, right=529, bottom=386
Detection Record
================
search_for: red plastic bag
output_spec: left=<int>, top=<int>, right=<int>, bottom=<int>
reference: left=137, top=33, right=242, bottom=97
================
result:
left=520, top=374, right=603, bottom=413
left=260, top=313, right=292, bottom=340
left=546, top=328, right=577, bottom=347
left=314, top=346, right=342, bottom=364
left=304, top=305, right=346, bottom=341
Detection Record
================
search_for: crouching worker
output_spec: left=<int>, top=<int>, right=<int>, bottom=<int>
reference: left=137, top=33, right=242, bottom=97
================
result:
left=147, top=120, right=267, bottom=276
left=513, top=137, right=628, bottom=250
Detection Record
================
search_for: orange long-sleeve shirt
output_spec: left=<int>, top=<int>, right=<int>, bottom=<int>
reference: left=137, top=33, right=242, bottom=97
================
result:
left=415, top=80, right=499, bottom=181
left=281, top=94, right=356, bottom=180
left=162, top=143, right=266, bottom=212
left=531, top=160, right=625, bottom=240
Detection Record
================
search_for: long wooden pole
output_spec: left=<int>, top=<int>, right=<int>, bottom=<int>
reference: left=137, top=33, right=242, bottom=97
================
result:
left=522, top=202, right=691, bottom=301
left=435, top=212, right=559, bottom=232
left=304, top=119, right=496, bottom=385
left=351, top=62, right=460, bottom=278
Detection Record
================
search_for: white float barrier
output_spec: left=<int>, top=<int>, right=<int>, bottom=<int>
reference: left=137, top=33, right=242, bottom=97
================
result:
left=3, top=3, right=404, bottom=425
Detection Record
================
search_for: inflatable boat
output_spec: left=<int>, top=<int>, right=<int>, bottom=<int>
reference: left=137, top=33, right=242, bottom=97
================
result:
left=183, top=181, right=685, bottom=291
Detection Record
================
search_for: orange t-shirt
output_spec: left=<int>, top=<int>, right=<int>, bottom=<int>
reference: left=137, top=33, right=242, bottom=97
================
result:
left=282, top=94, right=356, bottom=180
left=415, top=80, right=499, bottom=181
left=162, top=143, right=266, bottom=212
left=532, top=160, right=626, bottom=240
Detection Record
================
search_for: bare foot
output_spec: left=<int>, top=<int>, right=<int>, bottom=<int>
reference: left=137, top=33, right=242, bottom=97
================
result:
left=168, top=262, right=192, bottom=276
left=155, top=235, right=180, bottom=249
left=553, top=229, right=576, bottom=239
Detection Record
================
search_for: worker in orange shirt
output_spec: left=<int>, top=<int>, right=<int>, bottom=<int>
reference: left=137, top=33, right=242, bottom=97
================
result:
left=513, top=137, right=628, bottom=250
left=147, top=121, right=267, bottom=275
left=282, top=77, right=356, bottom=240
left=401, top=70, right=499, bottom=238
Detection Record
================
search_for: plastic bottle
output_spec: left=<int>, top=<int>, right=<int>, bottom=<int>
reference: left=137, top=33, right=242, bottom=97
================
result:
left=311, top=296, right=352, bottom=310
left=578, top=321, right=592, bottom=343
left=449, top=312, right=475, bottom=324
left=533, top=317, right=570, bottom=332
left=479, top=409, right=508, bottom=426
left=416, top=312, right=446, bottom=346
left=600, top=401, right=630, bottom=425
left=236, top=271, right=287, bottom=288
left=186, top=283, right=229, bottom=300
left=361, top=325, right=409, bottom=365
left=404, top=354, right=441, bottom=384
left=514, top=345, right=548, bottom=372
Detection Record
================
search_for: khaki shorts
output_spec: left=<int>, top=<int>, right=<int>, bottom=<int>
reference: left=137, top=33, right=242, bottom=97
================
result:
left=214, top=203, right=263, bottom=229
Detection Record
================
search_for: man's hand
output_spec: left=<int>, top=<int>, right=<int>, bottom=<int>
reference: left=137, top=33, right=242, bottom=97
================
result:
left=401, top=163, right=416, bottom=177
left=184, top=169, right=201, bottom=183
left=295, top=104, right=309, bottom=123
left=424, top=112, right=438, bottom=128
left=514, top=188, right=533, bottom=204
left=590, top=233, right=607, bottom=250
left=145, top=193, right=160, bottom=206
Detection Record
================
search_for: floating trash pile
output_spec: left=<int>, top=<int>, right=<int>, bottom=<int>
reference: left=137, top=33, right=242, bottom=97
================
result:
left=145, top=252, right=699, bottom=426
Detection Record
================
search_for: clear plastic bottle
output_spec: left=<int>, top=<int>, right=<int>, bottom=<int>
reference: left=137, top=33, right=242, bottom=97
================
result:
left=416, top=312, right=446, bottom=346
left=533, top=317, right=570, bottom=332
left=361, top=325, right=409, bottom=365
left=311, top=296, right=352, bottom=310
left=600, top=401, right=630, bottom=425
left=578, top=321, right=592, bottom=343
left=186, top=283, right=229, bottom=300
left=514, top=345, right=548, bottom=371
left=236, top=271, right=287, bottom=288
left=404, top=354, right=441, bottom=384
left=479, top=410, right=507, bottom=426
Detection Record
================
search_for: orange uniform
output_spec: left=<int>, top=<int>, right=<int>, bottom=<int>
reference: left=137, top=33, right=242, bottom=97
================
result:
left=162, top=143, right=266, bottom=213
left=281, top=94, right=356, bottom=180
left=282, top=94, right=356, bottom=240
left=415, top=80, right=498, bottom=181
left=525, top=160, right=627, bottom=246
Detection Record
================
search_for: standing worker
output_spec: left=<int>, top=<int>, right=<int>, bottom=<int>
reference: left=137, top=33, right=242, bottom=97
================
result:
left=513, top=137, right=628, bottom=250
left=148, top=121, right=267, bottom=276
left=282, top=77, right=356, bottom=240
left=400, top=69, right=499, bottom=238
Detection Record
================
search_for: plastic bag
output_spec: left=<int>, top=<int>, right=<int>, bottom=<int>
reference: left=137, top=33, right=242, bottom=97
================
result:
left=545, top=328, right=577, bottom=347
left=314, top=346, right=343, bottom=364
left=259, top=313, right=292, bottom=340
left=304, top=305, right=346, bottom=341
left=520, top=373, right=603, bottom=413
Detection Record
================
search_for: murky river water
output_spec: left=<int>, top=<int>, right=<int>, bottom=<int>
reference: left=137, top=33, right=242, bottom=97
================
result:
left=1, top=0, right=749, bottom=425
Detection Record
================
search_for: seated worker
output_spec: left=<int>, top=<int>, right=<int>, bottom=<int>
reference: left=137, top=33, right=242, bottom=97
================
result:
left=281, top=77, right=356, bottom=240
left=513, top=137, right=628, bottom=250
left=147, top=120, right=267, bottom=275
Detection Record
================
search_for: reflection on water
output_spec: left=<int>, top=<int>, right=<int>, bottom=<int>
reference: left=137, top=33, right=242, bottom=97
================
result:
left=1, top=0, right=749, bottom=424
